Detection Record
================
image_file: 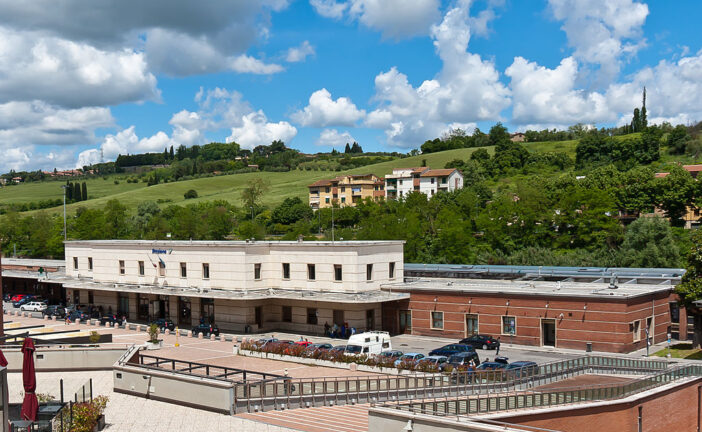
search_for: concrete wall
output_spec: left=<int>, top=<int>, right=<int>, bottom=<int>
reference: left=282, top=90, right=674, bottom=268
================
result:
left=113, top=365, right=234, bottom=414
left=2, top=347, right=126, bottom=372
left=65, top=241, right=403, bottom=294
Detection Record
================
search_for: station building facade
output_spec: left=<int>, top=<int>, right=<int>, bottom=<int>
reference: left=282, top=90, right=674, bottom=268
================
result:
left=60, top=240, right=406, bottom=334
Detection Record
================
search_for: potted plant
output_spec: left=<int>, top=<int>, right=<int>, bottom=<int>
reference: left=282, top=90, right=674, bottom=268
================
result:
left=145, top=323, right=163, bottom=350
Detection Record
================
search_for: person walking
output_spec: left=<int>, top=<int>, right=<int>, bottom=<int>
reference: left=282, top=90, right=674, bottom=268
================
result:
left=495, top=337, right=501, bottom=356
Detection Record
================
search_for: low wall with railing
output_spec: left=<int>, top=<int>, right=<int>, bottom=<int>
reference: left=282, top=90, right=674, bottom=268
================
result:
left=1, top=344, right=131, bottom=372
left=230, top=355, right=672, bottom=413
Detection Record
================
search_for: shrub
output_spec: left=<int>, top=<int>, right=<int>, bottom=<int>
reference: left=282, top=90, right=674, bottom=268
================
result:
left=89, top=331, right=101, bottom=344
left=113, top=180, right=119, bottom=185
left=183, top=189, right=198, bottom=199
left=148, top=324, right=160, bottom=343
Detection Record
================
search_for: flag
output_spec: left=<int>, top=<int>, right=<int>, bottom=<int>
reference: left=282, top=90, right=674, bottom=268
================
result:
left=158, top=256, right=166, bottom=267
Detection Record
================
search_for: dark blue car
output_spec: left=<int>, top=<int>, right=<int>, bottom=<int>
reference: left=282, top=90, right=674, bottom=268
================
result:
left=429, top=344, right=475, bottom=357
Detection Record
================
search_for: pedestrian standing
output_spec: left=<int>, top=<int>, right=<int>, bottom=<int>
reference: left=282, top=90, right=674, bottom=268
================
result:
left=496, top=337, right=501, bottom=356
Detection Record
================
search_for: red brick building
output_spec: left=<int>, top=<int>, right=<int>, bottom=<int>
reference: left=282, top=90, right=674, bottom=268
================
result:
left=383, top=265, right=685, bottom=353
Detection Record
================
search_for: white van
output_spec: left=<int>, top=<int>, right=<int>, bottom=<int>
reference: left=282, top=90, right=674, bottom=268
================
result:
left=347, top=331, right=392, bottom=356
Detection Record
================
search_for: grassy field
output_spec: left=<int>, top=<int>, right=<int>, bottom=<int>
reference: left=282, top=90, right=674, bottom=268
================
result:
left=0, top=141, right=579, bottom=216
left=652, top=342, right=702, bottom=360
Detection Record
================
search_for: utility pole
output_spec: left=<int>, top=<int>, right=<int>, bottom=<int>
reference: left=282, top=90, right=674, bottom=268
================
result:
left=61, top=185, right=68, bottom=242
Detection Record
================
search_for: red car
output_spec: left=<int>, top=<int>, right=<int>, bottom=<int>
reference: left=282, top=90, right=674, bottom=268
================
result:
left=295, top=340, right=313, bottom=347
left=10, top=294, right=29, bottom=303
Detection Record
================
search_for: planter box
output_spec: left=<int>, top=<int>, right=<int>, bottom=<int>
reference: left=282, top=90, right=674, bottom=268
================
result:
left=237, top=349, right=401, bottom=375
left=96, top=414, right=106, bottom=431
left=144, top=340, right=163, bottom=350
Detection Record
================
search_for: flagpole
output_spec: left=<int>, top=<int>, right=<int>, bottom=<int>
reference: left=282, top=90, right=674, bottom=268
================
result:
left=0, top=250, right=8, bottom=432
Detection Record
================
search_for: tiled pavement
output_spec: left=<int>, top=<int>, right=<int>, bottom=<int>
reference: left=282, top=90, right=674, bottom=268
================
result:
left=7, top=370, right=297, bottom=432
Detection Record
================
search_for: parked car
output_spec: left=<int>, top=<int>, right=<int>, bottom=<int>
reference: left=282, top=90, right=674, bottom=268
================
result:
left=476, top=361, right=507, bottom=371
left=378, top=350, right=403, bottom=359
left=42, top=305, right=65, bottom=318
left=429, top=344, right=475, bottom=357
left=295, top=340, right=313, bottom=347
left=394, top=353, right=425, bottom=367
left=417, top=355, right=448, bottom=368
left=256, top=337, right=279, bottom=347
left=151, top=318, right=176, bottom=331
left=67, top=310, right=89, bottom=322
left=191, top=323, right=219, bottom=337
left=100, top=314, right=121, bottom=326
left=20, top=301, right=47, bottom=312
left=493, top=356, right=509, bottom=365
left=13, top=295, right=35, bottom=308
left=344, top=345, right=363, bottom=355
left=443, top=351, right=481, bottom=369
left=302, top=343, right=333, bottom=356
left=459, top=334, right=501, bottom=350
left=10, top=294, right=29, bottom=303
left=505, top=361, right=539, bottom=377
left=329, top=345, right=347, bottom=353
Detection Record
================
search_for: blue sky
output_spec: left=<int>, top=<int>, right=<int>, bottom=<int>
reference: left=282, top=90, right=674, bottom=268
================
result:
left=0, top=0, right=701, bottom=172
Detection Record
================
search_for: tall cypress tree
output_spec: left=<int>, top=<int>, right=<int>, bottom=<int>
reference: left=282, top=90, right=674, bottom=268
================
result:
left=641, top=87, right=647, bottom=129
left=81, top=182, right=88, bottom=201
left=632, top=108, right=641, bottom=132
left=73, top=182, right=81, bottom=201
left=66, top=181, right=73, bottom=201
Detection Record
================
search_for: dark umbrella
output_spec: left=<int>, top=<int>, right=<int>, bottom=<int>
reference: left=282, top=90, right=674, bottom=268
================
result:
left=20, top=338, right=38, bottom=421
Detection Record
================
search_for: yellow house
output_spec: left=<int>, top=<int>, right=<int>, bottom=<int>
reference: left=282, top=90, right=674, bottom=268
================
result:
left=308, top=174, right=384, bottom=209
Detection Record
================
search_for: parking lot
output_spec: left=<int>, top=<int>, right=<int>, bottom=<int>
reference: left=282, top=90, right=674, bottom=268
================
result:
left=4, top=298, right=593, bottom=372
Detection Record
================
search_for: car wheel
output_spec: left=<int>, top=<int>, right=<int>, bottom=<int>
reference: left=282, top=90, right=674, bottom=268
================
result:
left=482, top=344, right=488, bottom=350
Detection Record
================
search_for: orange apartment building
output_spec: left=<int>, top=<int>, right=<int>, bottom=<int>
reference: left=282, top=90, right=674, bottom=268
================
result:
left=308, top=174, right=385, bottom=209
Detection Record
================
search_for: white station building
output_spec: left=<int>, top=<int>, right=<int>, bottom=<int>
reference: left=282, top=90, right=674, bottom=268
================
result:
left=60, top=240, right=407, bottom=333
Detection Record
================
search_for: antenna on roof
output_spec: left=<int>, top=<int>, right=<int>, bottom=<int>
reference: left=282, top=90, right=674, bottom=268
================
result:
left=609, top=275, right=618, bottom=289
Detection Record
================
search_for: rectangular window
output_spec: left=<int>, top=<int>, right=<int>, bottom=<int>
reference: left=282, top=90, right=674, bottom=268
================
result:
left=202, top=263, right=210, bottom=279
left=307, top=308, right=318, bottom=325
left=119, top=260, right=125, bottom=275
left=631, top=320, right=641, bottom=342
left=502, top=316, right=516, bottom=335
left=307, top=264, right=316, bottom=280
left=341, top=187, right=345, bottom=192
left=366, top=263, right=373, bottom=281
left=341, top=197, right=346, bottom=203
left=158, top=260, right=165, bottom=277
left=138, top=261, right=145, bottom=276
left=73, top=257, right=78, bottom=270
left=670, top=302, right=680, bottom=323
left=325, top=187, right=330, bottom=193
left=282, top=306, right=292, bottom=323
left=180, top=262, right=187, bottom=278
left=431, top=177, right=435, bottom=184
left=282, top=263, right=290, bottom=279
left=88, top=257, right=93, bottom=270
left=254, top=263, right=261, bottom=280
left=88, top=290, right=94, bottom=305
left=431, top=311, right=444, bottom=330
left=389, top=262, right=396, bottom=279
left=325, top=197, right=330, bottom=204
left=334, top=264, right=343, bottom=281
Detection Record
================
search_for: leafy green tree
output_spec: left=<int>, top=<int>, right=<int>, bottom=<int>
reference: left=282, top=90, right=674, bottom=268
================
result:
left=657, top=165, right=695, bottom=225
left=241, top=178, right=270, bottom=217
left=104, top=199, right=129, bottom=238
left=674, top=229, right=702, bottom=347
left=667, top=125, right=691, bottom=155
left=271, top=197, right=313, bottom=225
left=631, top=107, right=641, bottom=132
left=184, top=189, right=198, bottom=199
left=618, top=217, right=680, bottom=268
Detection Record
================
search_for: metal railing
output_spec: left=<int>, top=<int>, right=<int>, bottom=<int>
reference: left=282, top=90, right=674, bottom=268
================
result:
left=136, top=352, right=287, bottom=383
left=231, top=355, right=670, bottom=413
left=375, top=363, right=702, bottom=418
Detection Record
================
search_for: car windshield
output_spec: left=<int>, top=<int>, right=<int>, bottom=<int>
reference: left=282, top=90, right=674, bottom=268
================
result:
left=346, top=345, right=362, bottom=353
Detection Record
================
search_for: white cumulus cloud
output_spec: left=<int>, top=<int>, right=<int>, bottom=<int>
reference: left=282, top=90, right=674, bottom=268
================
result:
left=348, top=0, right=441, bottom=39
left=291, top=88, right=366, bottom=127
left=309, top=0, right=348, bottom=19
left=285, top=41, right=315, bottom=63
left=227, top=110, right=297, bottom=149
left=316, top=129, right=356, bottom=147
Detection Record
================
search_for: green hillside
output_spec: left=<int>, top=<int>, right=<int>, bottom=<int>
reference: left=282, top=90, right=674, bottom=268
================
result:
left=0, top=140, right=580, bottom=216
